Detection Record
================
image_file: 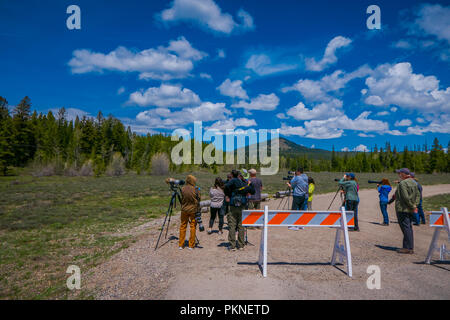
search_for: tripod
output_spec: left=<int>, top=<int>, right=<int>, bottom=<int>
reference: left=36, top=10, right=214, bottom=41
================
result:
left=154, top=185, right=182, bottom=250
left=277, top=187, right=292, bottom=210
left=327, top=187, right=345, bottom=210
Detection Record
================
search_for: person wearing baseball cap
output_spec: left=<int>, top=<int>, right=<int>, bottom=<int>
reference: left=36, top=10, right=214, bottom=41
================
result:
left=339, top=173, right=360, bottom=231
left=388, top=168, right=421, bottom=254
left=247, top=169, right=263, bottom=210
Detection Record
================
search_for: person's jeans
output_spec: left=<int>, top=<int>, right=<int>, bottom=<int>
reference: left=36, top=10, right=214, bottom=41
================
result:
left=396, top=211, right=414, bottom=250
left=379, top=201, right=389, bottom=224
left=292, top=195, right=307, bottom=211
left=209, top=206, right=225, bottom=231
left=345, top=200, right=359, bottom=230
left=414, top=199, right=425, bottom=224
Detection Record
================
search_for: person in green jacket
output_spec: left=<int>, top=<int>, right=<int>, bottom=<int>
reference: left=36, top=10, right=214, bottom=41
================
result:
left=388, top=168, right=420, bottom=254
left=339, top=173, right=360, bottom=231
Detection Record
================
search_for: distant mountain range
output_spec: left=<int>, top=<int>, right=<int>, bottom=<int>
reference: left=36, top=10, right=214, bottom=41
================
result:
left=277, top=137, right=333, bottom=159
left=232, top=137, right=336, bottom=161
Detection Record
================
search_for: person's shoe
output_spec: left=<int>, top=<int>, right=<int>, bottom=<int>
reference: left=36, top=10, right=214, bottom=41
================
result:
left=207, top=228, right=212, bottom=234
left=229, top=247, right=236, bottom=251
left=382, top=223, right=389, bottom=226
left=288, top=226, right=299, bottom=231
left=413, top=223, right=419, bottom=226
left=218, top=230, right=223, bottom=235
left=237, top=247, right=244, bottom=251
left=397, top=248, right=414, bottom=254
left=178, top=247, right=183, bottom=250
left=187, top=247, right=193, bottom=251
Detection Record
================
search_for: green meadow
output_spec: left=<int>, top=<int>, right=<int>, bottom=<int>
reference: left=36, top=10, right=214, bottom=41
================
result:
left=1, top=171, right=449, bottom=299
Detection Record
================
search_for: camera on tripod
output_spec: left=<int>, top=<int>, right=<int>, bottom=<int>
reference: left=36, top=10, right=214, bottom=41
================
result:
left=283, top=171, right=295, bottom=181
left=165, top=178, right=185, bottom=187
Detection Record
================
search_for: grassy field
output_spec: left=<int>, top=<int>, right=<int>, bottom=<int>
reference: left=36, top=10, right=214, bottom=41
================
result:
left=422, top=193, right=450, bottom=212
left=0, top=170, right=449, bottom=299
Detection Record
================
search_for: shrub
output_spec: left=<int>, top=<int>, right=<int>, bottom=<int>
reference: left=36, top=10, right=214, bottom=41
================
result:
left=106, top=153, right=126, bottom=176
left=80, top=160, right=94, bottom=176
left=151, top=153, right=169, bottom=176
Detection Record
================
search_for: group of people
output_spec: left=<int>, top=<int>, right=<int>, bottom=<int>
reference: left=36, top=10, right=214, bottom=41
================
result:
left=178, top=168, right=262, bottom=251
left=178, top=166, right=423, bottom=255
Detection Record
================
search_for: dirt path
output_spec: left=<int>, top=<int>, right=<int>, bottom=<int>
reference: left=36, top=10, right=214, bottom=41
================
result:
left=81, top=184, right=450, bottom=300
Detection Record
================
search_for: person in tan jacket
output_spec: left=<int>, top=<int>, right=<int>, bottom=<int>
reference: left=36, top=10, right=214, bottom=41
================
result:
left=179, top=175, right=200, bottom=250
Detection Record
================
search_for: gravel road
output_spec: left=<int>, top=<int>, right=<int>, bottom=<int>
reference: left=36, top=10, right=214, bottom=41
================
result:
left=80, top=184, right=450, bottom=300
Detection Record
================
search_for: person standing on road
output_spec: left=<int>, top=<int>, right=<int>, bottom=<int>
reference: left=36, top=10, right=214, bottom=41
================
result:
left=307, top=177, right=315, bottom=210
left=287, top=167, right=308, bottom=211
left=248, top=169, right=263, bottom=210
left=377, top=179, right=392, bottom=226
left=388, top=168, right=420, bottom=254
left=287, top=168, right=308, bottom=230
left=224, top=170, right=254, bottom=251
left=339, top=173, right=360, bottom=231
left=208, top=177, right=225, bottom=235
left=410, top=172, right=425, bottom=225
left=179, top=175, right=200, bottom=250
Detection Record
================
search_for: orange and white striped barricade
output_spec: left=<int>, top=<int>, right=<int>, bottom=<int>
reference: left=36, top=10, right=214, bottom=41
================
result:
left=425, top=207, right=450, bottom=264
left=242, top=205, right=354, bottom=277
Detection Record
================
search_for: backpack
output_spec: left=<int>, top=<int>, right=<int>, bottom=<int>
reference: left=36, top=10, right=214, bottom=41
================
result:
left=230, top=179, right=255, bottom=207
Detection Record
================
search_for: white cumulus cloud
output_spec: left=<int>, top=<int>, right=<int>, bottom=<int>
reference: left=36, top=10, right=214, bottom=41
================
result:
left=217, top=79, right=248, bottom=99
left=68, top=37, right=206, bottom=80
left=231, top=93, right=279, bottom=111
left=364, top=62, right=450, bottom=113
left=159, top=0, right=254, bottom=34
left=135, top=102, right=230, bottom=129
left=128, top=84, right=201, bottom=108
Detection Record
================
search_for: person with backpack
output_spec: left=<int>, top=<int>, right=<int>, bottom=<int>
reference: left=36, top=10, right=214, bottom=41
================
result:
left=224, top=169, right=255, bottom=251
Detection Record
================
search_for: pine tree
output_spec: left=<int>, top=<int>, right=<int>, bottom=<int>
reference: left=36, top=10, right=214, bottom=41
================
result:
left=12, top=96, right=35, bottom=166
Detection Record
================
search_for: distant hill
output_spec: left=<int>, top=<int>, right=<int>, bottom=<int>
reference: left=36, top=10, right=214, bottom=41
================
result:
left=233, top=137, right=333, bottom=161
left=277, top=137, right=332, bottom=159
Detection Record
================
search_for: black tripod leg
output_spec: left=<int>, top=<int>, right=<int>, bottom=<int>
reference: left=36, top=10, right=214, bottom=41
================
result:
left=327, top=188, right=341, bottom=210
left=155, top=203, right=172, bottom=250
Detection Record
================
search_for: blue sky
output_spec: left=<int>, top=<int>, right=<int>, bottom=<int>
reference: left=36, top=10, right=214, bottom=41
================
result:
left=1, top=0, right=449, bottom=152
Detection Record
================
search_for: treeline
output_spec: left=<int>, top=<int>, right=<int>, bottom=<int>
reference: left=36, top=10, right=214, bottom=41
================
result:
left=0, top=96, right=180, bottom=176
left=1, top=96, right=449, bottom=176
left=281, top=140, right=449, bottom=173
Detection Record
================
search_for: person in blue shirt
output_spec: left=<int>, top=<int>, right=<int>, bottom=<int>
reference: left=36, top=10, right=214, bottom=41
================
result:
left=287, top=167, right=309, bottom=211
left=286, top=167, right=309, bottom=231
left=377, top=178, right=392, bottom=226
